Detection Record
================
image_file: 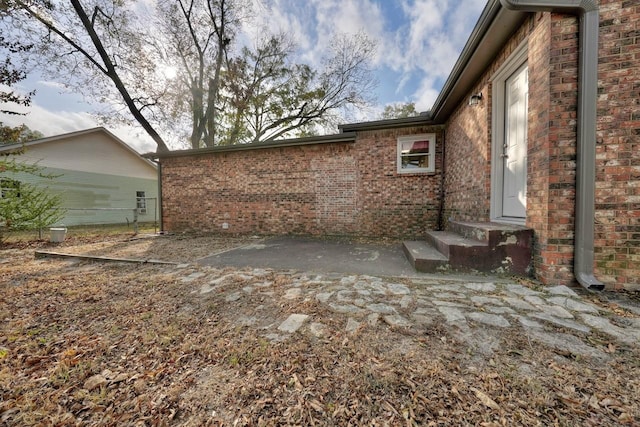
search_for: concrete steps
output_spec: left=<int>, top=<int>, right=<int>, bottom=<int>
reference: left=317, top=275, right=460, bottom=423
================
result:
left=403, top=221, right=533, bottom=275
left=402, top=241, right=448, bottom=272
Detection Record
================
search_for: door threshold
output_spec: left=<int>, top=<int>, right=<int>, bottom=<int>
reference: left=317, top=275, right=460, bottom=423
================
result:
left=492, top=217, right=526, bottom=226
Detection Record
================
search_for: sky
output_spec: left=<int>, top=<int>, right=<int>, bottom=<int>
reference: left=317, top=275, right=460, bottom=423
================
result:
left=2, top=0, right=485, bottom=153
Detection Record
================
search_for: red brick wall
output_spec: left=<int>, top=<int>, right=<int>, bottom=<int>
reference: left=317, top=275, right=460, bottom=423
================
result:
left=435, top=13, right=574, bottom=284
left=526, top=13, right=554, bottom=283
left=511, top=13, right=581, bottom=286
left=160, top=2, right=639, bottom=287
left=354, top=128, right=443, bottom=237
left=526, top=4, right=640, bottom=288
left=445, top=3, right=639, bottom=288
left=442, top=84, right=492, bottom=224
left=528, top=13, right=581, bottom=285
left=161, top=126, right=442, bottom=238
left=443, top=13, right=577, bottom=285
left=594, top=0, right=640, bottom=288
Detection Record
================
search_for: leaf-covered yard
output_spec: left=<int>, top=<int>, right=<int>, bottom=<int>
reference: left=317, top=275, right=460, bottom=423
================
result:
left=1, top=230, right=639, bottom=425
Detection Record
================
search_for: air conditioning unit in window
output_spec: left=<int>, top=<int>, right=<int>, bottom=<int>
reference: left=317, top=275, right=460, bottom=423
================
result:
left=138, top=208, right=147, bottom=214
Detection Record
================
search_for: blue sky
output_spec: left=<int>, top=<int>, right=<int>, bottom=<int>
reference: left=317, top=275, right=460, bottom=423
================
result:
left=3, top=0, right=485, bottom=152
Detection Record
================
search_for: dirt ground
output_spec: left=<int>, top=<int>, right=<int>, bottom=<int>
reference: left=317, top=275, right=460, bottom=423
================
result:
left=1, top=230, right=639, bottom=426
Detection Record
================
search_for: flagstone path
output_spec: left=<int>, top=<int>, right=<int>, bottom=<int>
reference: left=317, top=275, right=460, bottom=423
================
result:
left=179, top=265, right=640, bottom=359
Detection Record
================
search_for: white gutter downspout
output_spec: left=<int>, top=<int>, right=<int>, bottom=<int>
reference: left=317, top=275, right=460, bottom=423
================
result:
left=500, top=0, right=604, bottom=290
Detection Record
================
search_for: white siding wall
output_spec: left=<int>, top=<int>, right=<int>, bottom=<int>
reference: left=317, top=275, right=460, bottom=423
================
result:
left=18, top=132, right=157, bottom=180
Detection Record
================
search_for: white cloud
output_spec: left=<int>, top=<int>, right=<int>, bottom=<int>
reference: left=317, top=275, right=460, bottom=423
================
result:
left=413, top=76, right=442, bottom=111
left=109, top=126, right=157, bottom=154
left=448, top=0, right=486, bottom=46
left=311, top=0, right=385, bottom=39
left=257, top=0, right=387, bottom=68
left=253, top=0, right=313, bottom=50
left=386, top=0, right=485, bottom=111
left=36, top=80, right=68, bottom=90
left=2, top=101, right=95, bottom=135
left=318, top=0, right=386, bottom=64
left=404, top=0, right=448, bottom=60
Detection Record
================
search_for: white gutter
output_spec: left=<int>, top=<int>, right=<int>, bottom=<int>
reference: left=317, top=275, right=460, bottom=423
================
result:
left=500, top=0, right=604, bottom=290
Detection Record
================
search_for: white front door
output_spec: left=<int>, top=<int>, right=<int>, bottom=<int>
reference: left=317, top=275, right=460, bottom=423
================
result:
left=502, top=64, right=528, bottom=218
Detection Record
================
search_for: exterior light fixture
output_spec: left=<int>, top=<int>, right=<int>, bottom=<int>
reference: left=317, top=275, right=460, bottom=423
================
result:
left=469, top=92, right=483, bottom=106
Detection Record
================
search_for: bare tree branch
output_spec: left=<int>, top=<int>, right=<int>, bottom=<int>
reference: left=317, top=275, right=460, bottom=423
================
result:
left=14, top=0, right=108, bottom=75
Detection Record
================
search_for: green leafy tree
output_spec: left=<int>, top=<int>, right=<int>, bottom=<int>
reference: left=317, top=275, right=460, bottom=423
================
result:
left=0, top=124, right=26, bottom=144
left=0, top=123, right=44, bottom=144
left=0, top=154, right=66, bottom=239
left=380, top=102, right=418, bottom=119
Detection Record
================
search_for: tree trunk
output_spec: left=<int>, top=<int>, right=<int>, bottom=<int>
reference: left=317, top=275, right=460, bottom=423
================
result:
left=70, top=0, right=169, bottom=152
left=204, top=77, right=215, bottom=147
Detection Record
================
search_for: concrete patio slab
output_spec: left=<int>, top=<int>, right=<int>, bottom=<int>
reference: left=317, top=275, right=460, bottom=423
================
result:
left=198, top=237, right=427, bottom=277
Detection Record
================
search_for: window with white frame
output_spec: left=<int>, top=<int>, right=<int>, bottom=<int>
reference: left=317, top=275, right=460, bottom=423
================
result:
left=397, top=133, right=435, bottom=173
left=136, top=191, right=146, bottom=214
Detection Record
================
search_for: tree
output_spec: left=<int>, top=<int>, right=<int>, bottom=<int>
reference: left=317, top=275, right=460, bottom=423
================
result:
left=0, top=153, right=66, bottom=239
left=380, top=102, right=418, bottom=120
left=1, top=9, right=44, bottom=150
left=0, top=36, right=33, bottom=116
left=0, top=124, right=29, bottom=144
left=9, top=0, right=170, bottom=151
left=156, top=0, right=248, bottom=148
left=224, top=32, right=376, bottom=144
left=7, top=0, right=376, bottom=150
left=222, top=33, right=316, bottom=145
left=0, top=123, right=44, bottom=144
left=158, top=2, right=376, bottom=147
left=0, top=4, right=63, bottom=238
left=0, top=37, right=33, bottom=116
left=0, top=1, right=34, bottom=116
left=0, top=25, right=46, bottom=146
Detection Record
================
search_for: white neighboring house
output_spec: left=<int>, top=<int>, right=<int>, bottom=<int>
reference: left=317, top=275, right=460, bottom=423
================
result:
left=0, top=127, right=158, bottom=226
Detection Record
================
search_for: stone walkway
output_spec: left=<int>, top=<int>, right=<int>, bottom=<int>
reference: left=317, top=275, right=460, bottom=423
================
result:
left=179, top=265, right=640, bottom=360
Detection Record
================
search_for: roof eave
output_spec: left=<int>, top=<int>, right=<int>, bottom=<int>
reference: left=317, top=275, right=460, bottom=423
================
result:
left=338, top=114, right=434, bottom=132
left=144, top=132, right=358, bottom=159
left=430, top=1, right=527, bottom=122
left=335, top=1, right=526, bottom=129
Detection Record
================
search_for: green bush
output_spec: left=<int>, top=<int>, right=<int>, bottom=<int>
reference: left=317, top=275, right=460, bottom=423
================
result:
left=0, top=155, right=66, bottom=239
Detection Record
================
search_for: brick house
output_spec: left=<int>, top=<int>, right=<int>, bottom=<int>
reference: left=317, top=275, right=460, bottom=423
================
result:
left=155, top=125, right=443, bottom=238
left=151, top=0, right=638, bottom=290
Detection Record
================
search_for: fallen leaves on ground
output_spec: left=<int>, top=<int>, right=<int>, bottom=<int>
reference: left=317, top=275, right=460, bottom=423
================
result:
left=1, top=232, right=639, bottom=426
